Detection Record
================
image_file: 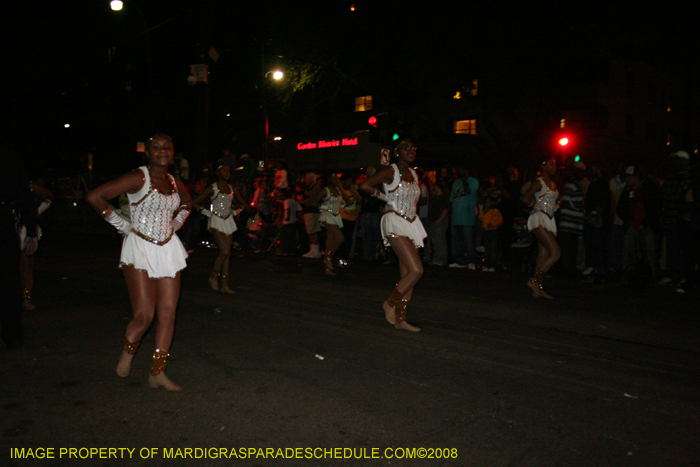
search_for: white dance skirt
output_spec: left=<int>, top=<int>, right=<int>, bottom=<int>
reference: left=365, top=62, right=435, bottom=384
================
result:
left=208, top=215, right=238, bottom=235
left=527, top=211, right=557, bottom=235
left=320, top=211, right=343, bottom=228
left=381, top=212, right=427, bottom=248
left=120, top=233, right=188, bottom=279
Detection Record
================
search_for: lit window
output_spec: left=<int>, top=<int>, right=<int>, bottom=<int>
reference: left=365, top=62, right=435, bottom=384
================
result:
left=455, top=119, right=477, bottom=135
left=453, top=91, right=462, bottom=100
left=470, top=79, right=478, bottom=96
left=560, top=118, right=566, bottom=129
left=355, top=95, right=373, bottom=112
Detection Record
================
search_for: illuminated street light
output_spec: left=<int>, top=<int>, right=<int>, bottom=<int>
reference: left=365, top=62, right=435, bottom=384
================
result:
left=110, top=0, right=123, bottom=11
left=272, top=70, right=283, bottom=80
left=64, top=123, right=71, bottom=128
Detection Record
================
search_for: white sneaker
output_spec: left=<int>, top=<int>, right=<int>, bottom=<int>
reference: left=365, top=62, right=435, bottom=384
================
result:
left=449, top=263, right=467, bottom=268
left=483, top=267, right=495, bottom=272
left=467, top=263, right=476, bottom=270
left=476, top=246, right=485, bottom=253
left=302, top=250, right=321, bottom=259
left=582, top=267, right=594, bottom=275
left=659, top=277, right=673, bottom=285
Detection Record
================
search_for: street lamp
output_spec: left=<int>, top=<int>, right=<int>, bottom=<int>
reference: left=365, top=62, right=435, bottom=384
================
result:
left=110, top=0, right=123, bottom=11
left=262, top=70, right=284, bottom=167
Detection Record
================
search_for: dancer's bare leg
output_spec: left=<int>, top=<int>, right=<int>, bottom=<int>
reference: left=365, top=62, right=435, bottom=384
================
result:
left=528, top=227, right=560, bottom=298
left=20, top=252, right=35, bottom=310
left=387, top=237, right=422, bottom=332
left=323, top=225, right=344, bottom=275
left=118, top=266, right=157, bottom=377
left=212, top=230, right=234, bottom=293
left=149, top=273, right=182, bottom=391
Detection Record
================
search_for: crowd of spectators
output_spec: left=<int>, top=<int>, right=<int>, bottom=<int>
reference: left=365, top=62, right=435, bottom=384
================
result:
left=169, top=149, right=700, bottom=296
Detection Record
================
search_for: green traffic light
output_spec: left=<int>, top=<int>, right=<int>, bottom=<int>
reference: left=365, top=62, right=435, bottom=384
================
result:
left=574, top=155, right=580, bottom=162
left=392, top=133, right=400, bottom=141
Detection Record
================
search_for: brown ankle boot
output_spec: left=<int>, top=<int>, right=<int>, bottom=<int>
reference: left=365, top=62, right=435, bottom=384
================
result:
left=148, top=349, right=182, bottom=391
left=382, top=288, right=403, bottom=325
left=116, top=338, right=141, bottom=377
left=208, top=270, right=220, bottom=291
left=394, top=298, right=421, bottom=332
left=220, top=276, right=234, bottom=294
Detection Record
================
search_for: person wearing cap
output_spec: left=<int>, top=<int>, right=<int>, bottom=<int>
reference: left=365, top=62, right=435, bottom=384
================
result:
left=659, top=151, right=692, bottom=285
left=616, top=164, right=661, bottom=286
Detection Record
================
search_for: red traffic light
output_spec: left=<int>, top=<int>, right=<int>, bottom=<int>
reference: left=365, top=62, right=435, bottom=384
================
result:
left=558, top=137, right=569, bottom=146
left=368, top=116, right=377, bottom=126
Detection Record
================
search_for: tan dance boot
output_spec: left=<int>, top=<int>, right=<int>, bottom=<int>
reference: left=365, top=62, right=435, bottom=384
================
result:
left=323, top=250, right=337, bottom=276
left=208, top=270, right=220, bottom=291
left=382, top=288, right=403, bottom=325
left=527, top=270, right=544, bottom=297
left=148, top=349, right=182, bottom=391
left=116, top=338, right=140, bottom=377
left=394, top=298, right=421, bottom=332
left=220, top=276, right=235, bottom=294
left=22, top=289, right=36, bottom=311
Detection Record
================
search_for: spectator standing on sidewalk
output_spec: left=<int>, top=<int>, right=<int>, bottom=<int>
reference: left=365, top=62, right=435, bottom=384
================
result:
left=478, top=196, right=503, bottom=272
left=659, top=151, right=691, bottom=285
left=449, top=168, right=479, bottom=269
left=558, top=165, right=586, bottom=279
left=617, top=165, right=661, bottom=286
left=428, top=180, right=450, bottom=266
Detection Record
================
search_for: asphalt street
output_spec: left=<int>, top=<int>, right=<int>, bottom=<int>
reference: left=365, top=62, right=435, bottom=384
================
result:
left=2, top=228, right=699, bottom=467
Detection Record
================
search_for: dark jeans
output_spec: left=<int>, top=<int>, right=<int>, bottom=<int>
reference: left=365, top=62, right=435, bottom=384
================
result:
left=584, top=224, right=606, bottom=272
left=623, top=225, right=658, bottom=283
left=451, top=224, right=475, bottom=265
left=428, top=219, right=448, bottom=265
left=559, top=231, right=582, bottom=276
left=482, top=230, right=499, bottom=269
left=663, top=225, right=682, bottom=278
left=360, top=212, right=382, bottom=261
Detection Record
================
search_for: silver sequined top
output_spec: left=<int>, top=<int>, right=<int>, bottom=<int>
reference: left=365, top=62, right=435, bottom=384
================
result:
left=319, top=187, right=344, bottom=216
left=383, top=164, right=421, bottom=222
left=128, top=167, right=179, bottom=245
left=532, top=177, right=560, bottom=218
left=210, top=182, right=234, bottom=219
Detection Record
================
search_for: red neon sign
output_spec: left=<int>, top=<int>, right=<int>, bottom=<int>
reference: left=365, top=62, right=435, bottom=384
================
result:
left=297, top=138, right=358, bottom=151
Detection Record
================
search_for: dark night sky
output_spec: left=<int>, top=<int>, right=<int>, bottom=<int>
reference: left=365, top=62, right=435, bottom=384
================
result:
left=2, top=1, right=695, bottom=175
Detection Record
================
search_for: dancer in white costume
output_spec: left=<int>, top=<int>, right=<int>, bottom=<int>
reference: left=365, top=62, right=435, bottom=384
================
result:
left=318, top=174, right=352, bottom=275
left=87, top=134, right=192, bottom=391
left=193, top=163, right=245, bottom=294
left=521, top=156, right=561, bottom=298
left=360, top=139, right=426, bottom=332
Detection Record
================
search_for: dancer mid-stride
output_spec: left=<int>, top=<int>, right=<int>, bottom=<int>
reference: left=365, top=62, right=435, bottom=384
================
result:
left=193, top=163, right=245, bottom=294
left=87, top=134, right=191, bottom=391
left=360, top=139, right=427, bottom=332
left=521, top=156, right=561, bottom=298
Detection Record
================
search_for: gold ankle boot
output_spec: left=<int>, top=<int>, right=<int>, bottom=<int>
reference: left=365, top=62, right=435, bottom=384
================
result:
left=208, top=271, right=220, bottom=291
left=116, top=338, right=140, bottom=377
left=148, top=349, right=182, bottom=391
left=220, top=276, right=234, bottom=294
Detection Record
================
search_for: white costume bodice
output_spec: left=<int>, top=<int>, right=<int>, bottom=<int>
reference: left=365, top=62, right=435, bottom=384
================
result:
left=532, top=177, right=559, bottom=218
left=128, top=167, right=180, bottom=245
left=210, top=182, right=234, bottom=219
left=319, top=187, right=344, bottom=215
left=383, top=164, right=421, bottom=222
